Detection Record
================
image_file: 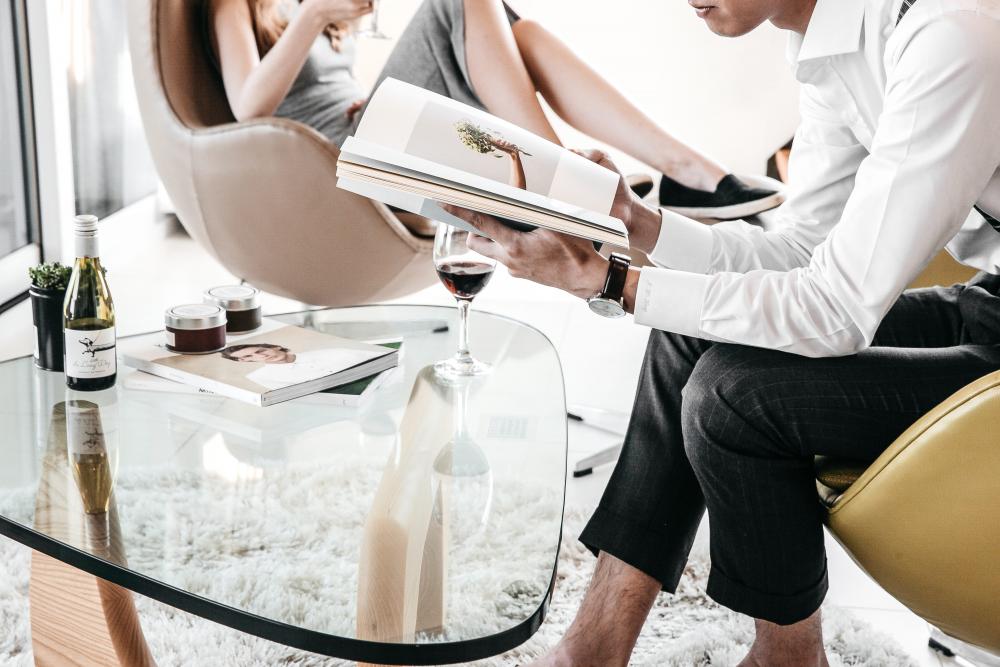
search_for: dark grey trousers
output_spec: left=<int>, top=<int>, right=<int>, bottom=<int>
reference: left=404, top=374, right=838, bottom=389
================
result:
left=579, top=273, right=1000, bottom=625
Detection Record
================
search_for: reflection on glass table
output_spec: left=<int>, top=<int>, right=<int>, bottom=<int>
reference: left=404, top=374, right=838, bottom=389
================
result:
left=0, top=305, right=567, bottom=665
left=32, top=395, right=156, bottom=666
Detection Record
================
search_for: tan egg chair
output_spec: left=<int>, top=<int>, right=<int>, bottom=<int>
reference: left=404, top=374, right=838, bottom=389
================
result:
left=815, top=370, right=1000, bottom=662
left=125, top=0, right=435, bottom=307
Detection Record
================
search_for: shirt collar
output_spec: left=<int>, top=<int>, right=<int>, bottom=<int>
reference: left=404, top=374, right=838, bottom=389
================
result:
left=787, top=0, right=866, bottom=65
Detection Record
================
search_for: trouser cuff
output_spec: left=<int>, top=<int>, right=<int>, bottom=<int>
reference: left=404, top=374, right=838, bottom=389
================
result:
left=578, top=505, right=691, bottom=592
left=706, top=561, right=829, bottom=625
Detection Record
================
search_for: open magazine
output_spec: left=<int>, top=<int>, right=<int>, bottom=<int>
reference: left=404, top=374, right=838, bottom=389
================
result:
left=336, top=78, right=628, bottom=248
left=121, top=321, right=399, bottom=408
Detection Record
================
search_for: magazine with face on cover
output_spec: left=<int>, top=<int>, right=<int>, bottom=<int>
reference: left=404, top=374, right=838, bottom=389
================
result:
left=122, top=344, right=403, bottom=408
left=121, top=320, right=399, bottom=407
left=336, top=78, right=627, bottom=248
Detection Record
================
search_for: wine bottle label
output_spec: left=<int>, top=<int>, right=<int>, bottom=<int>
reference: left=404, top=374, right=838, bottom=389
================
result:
left=64, top=327, right=117, bottom=379
left=66, top=401, right=108, bottom=456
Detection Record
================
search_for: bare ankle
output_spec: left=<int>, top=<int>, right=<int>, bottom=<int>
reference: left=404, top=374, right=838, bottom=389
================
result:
left=739, top=609, right=829, bottom=667
left=659, top=156, right=726, bottom=191
left=534, top=552, right=659, bottom=667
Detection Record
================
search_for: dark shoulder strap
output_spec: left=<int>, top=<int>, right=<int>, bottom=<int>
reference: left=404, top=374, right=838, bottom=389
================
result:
left=897, top=0, right=915, bottom=24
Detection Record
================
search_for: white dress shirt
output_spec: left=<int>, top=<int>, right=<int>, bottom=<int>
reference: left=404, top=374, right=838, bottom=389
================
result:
left=634, top=0, right=1000, bottom=357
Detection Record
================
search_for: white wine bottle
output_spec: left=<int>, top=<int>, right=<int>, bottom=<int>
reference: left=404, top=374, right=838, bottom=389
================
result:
left=63, top=215, right=116, bottom=391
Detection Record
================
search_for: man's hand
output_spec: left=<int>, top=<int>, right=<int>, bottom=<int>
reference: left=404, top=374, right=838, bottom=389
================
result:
left=573, top=149, right=662, bottom=254
left=441, top=206, right=608, bottom=300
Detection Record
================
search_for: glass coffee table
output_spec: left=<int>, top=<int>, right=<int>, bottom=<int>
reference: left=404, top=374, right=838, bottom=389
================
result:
left=0, top=305, right=567, bottom=665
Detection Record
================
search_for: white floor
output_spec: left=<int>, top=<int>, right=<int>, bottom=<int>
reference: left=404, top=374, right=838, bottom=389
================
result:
left=0, top=199, right=965, bottom=666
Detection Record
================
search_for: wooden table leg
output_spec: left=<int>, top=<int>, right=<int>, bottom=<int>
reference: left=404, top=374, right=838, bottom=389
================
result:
left=357, top=368, right=452, bottom=667
left=30, top=550, right=157, bottom=667
left=30, top=402, right=157, bottom=667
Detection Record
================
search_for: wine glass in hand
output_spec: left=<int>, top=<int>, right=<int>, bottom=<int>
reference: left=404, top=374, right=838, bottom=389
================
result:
left=356, top=0, right=389, bottom=39
left=434, top=224, right=495, bottom=378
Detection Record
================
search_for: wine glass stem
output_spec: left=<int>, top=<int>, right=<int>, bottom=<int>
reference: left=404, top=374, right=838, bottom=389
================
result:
left=456, top=298, right=472, bottom=362
left=454, top=376, right=470, bottom=439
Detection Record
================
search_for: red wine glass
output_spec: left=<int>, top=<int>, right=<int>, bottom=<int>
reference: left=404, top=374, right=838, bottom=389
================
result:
left=433, top=223, right=496, bottom=378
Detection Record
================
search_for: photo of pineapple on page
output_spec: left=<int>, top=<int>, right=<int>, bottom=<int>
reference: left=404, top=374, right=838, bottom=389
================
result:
left=404, top=99, right=561, bottom=198
left=454, top=121, right=532, bottom=191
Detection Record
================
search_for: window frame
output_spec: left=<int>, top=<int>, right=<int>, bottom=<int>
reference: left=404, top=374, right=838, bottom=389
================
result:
left=0, top=0, right=42, bottom=312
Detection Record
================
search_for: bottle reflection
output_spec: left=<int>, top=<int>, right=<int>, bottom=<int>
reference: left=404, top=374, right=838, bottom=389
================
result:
left=432, top=375, right=494, bottom=544
left=34, top=396, right=155, bottom=665
left=65, top=398, right=117, bottom=515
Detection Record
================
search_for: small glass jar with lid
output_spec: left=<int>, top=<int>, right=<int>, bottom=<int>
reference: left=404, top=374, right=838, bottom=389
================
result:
left=164, top=304, right=228, bottom=354
left=203, top=285, right=262, bottom=334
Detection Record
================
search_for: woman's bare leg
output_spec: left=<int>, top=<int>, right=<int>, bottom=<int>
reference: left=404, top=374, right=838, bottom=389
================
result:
left=512, top=19, right=726, bottom=190
left=462, top=0, right=561, bottom=144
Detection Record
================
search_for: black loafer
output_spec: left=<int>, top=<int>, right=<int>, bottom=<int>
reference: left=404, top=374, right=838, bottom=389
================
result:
left=627, top=173, right=655, bottom=199
left=659, top=174, right=783, bottom=220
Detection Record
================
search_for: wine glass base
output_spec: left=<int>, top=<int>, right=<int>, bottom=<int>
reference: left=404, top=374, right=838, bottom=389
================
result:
left=434, top=356, right=492, bottom=380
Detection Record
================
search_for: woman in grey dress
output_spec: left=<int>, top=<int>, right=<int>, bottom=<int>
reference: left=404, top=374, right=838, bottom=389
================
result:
left=206, top=0, right=780, bottom=217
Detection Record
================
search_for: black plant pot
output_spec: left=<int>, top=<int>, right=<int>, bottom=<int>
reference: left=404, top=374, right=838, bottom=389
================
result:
left=29, top=286, right=66, bottom=372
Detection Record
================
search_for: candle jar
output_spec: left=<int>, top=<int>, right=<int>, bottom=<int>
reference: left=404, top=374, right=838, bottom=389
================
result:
left=203, top=285, right=262, bottom=334
left=164, top=304, right=227, bottom=354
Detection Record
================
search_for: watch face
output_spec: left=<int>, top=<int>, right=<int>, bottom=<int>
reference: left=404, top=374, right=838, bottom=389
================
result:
left=588, top=297, right=626, bottom=319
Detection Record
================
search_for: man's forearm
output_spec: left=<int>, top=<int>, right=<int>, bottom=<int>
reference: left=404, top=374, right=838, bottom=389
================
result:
left=627, top=203, right=663, bottom=256
left=622, top=267, right=641, bottom=315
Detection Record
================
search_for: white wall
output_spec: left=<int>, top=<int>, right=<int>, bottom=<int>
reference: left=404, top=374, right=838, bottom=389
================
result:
left=355, top=0, right=801, bottom=178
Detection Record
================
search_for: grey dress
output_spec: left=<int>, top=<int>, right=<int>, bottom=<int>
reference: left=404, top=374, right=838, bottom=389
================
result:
left=276, top=0, right=519, bottom=146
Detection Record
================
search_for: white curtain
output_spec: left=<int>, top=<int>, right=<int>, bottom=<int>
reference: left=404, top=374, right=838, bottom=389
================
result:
left=63, top=0, right=157, bottom=218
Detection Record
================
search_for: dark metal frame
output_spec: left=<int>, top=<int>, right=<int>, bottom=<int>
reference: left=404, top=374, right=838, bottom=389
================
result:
left=0, top=517, right=559, bottom=664
left=0, top=304, right=568, bottom=665
left=0, top=0, right=42, bottom=316
left=10, top=0, right=39, bottom=246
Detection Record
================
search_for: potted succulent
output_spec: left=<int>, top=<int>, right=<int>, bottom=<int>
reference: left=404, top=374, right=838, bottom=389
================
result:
left=28, top=262, right=72, bottom=372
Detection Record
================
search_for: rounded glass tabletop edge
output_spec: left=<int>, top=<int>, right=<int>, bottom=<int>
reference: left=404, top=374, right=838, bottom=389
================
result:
left=3, top=302, right=571, bottom=664
left=0, top=513, right=561, bottom=664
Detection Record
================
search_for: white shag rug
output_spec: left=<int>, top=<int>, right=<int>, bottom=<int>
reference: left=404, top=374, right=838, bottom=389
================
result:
left=0, top=465, right=918, bottom=667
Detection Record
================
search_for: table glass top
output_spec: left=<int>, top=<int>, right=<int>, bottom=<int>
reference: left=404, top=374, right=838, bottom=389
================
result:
left=0, top=305, right=567, bottom=663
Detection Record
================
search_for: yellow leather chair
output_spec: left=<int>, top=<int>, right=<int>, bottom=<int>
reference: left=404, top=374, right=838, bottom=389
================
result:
left=125, top=0, right=435, bottom=307
left=816, top=370, right=1000, bottom=659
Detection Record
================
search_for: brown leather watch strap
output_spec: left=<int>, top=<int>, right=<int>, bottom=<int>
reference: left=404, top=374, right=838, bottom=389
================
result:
left=601, top=253, right=631, bottom=303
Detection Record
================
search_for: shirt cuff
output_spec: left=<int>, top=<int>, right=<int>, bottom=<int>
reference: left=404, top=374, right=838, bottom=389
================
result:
left=646, top=209, right=715, bottom=273
left=633, top=267, right=709, bottom=337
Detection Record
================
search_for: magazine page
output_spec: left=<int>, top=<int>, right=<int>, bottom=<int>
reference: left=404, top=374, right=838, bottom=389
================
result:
left=339, top=138, right=625, bottom=233
left=336, top=175, right=492, bottom=237
left=351, top=78, right=620, bottom=217
left=122, top=323, right=391, bottom=396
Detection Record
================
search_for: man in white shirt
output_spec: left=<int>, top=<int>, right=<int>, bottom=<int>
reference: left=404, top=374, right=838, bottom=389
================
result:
left=444, top=0, right=1000, bottom=664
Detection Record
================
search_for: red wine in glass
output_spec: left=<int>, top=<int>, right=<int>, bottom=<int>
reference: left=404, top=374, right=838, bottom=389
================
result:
left=433, top=224, right=496, bottom=378
left=436, top=260, right=494, bottom=300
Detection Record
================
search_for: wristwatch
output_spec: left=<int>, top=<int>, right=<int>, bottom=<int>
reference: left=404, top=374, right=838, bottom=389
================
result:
left=587, top=253, right=631, bottom=318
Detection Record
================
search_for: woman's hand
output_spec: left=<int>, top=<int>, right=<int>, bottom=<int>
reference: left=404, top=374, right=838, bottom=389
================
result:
left=489, top=137, right=521, bottom=155
left=345, top=98, right=367, bottom=122
left=441, top=206, right=608, bottom=299
left=573, top=149, right=663, bottom=254
left=300, top=0, right=373, bottom=27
